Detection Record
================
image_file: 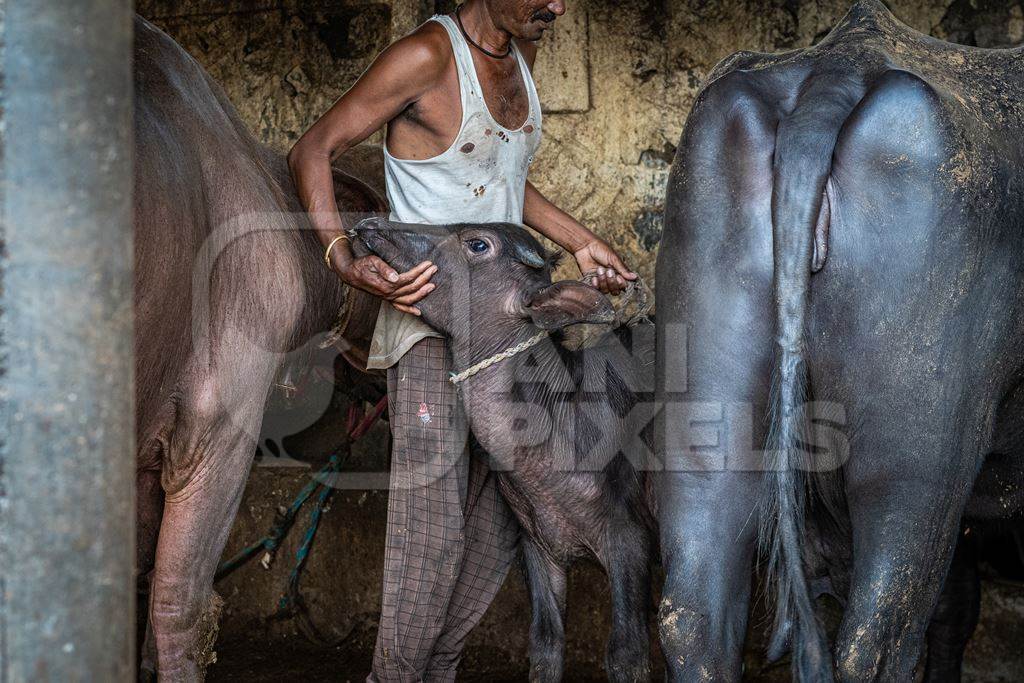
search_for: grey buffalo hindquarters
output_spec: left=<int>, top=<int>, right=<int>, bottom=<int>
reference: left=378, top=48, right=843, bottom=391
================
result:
left=656, top=1, right=1024, bottom=681
left=134, top=16, right=383, bottom=680
left=352, top=220, right=658, bottom=682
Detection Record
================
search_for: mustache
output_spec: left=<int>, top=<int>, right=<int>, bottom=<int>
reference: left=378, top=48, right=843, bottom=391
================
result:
left=530, top=9, right=558, bottom=23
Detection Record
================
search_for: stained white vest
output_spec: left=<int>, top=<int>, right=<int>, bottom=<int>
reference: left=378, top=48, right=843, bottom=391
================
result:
left=367, top=14, right=543, bottom=370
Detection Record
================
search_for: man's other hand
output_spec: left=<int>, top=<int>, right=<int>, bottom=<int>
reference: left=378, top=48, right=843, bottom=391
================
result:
left=573, top=239, right=638, bottom=295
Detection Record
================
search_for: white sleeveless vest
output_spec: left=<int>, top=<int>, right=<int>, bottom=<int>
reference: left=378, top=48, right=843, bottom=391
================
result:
left=367, top=14, right=543, bottom=370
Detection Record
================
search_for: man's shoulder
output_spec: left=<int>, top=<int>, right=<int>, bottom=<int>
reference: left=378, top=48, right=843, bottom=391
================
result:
left=385, top=20, right=453, bottom=74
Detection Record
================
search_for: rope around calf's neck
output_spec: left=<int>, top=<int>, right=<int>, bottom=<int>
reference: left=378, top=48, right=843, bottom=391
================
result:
left=448, top=330, right=549, bottom=385
left=447, top=273, right=651, bottom=386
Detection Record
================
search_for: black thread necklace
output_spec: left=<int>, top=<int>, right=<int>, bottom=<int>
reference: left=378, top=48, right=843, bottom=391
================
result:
left=455, top=4, right=512, bottom=60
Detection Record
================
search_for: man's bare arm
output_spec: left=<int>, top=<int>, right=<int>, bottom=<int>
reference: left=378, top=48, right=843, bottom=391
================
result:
left=515, top=42, right=635, bottom=294
left=288, top=30, right=446, bottom=314
left=522, top=181, right=636, bottom=294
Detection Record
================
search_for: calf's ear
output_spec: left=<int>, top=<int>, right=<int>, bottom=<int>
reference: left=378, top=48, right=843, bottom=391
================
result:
left=524, top=281, right=615, bottom=329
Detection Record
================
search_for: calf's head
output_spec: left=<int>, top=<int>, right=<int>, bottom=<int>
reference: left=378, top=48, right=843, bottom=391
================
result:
left=352, top=218, right=614, bottom=348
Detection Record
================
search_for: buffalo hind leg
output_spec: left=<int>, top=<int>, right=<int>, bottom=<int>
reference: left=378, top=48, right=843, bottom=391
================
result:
left=835, top=429, right=980, bottom=682
left=522, top=539, right=568, bottom=683
left=137, top=467, right=165, bottom=680
left=604, top=517, right=653, bottom=683
left=923, top=529, right=980, bottom=683
left=149, top=375, right=269, bottom=681
left=658, top=471, right=760, bottom=682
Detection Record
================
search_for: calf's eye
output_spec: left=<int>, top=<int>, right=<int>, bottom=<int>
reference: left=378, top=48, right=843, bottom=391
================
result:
left=466, top=239, right=489, bottom=254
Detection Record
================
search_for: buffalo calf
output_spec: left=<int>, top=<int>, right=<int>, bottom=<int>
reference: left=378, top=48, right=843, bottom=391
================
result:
left=354, top=219, right=658, bottom=682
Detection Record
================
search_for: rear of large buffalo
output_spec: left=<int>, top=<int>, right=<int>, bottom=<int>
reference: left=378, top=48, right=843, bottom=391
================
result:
left=134, top=24, right=311, bottom=678
left=655, top=68, right=777, bottom=681
left=655, top=4, right=1024, bottom=681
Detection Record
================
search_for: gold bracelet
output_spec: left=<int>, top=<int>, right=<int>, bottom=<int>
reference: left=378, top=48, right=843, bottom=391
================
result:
left=324, top=234, right=349, bottom=268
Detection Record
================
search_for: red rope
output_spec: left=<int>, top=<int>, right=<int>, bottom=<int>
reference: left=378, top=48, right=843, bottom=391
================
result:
left=350, top=396, right=388, bottom=441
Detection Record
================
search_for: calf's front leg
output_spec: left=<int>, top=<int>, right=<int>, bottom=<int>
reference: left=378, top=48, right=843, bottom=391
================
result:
left=603, top=514, right=653, bottom=683
left=521, top=539, right=568, bottom=683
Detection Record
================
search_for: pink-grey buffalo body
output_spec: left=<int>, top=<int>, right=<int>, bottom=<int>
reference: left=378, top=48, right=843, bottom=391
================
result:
left=134, top=16, right=382, bottom=680
left=656, top=1, right=1024, bottom=681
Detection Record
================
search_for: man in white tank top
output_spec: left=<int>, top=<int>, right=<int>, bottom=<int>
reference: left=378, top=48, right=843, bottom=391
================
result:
left=289, top=2, right=636, bottom=679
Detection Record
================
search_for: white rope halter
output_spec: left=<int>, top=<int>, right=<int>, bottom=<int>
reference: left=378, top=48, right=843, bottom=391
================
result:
left=445, top=274, right=650, bottom=386
left=448, top=330, right=549, bottom=385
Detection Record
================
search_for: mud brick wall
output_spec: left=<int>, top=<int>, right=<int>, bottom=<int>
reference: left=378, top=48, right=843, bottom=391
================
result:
left=135, top=1, right=1024, bottom=678
left=137, top=0, right=1024, bottom=291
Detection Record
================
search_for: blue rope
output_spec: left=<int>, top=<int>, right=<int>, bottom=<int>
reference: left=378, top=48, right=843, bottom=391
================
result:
left=215, top=453, right=342, bottom=582
left=213, top=396, right=386, bottom=643
left=279, top=474, right=335, bottom=611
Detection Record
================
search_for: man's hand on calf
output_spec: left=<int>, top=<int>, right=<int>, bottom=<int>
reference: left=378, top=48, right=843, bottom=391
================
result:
left=336, top=255, right=436, bottom=316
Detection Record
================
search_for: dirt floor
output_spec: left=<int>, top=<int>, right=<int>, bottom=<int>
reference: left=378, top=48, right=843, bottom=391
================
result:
left=207, top=464, right=1024, bottom=681
left=209, top=580, right=1024, bottom=681
left=199, top=383, right=1024, bottom=682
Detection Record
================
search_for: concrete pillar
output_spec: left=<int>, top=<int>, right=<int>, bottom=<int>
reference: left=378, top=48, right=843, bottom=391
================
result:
left=0, top=1, right=135, bottom=680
